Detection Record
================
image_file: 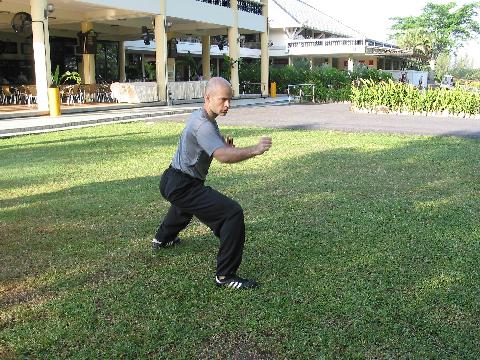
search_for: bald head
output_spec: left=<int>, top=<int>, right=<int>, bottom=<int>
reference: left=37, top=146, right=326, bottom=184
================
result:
left=204, top=77, right=233, bottom=118
left=205, top=77, right=232, bottom=96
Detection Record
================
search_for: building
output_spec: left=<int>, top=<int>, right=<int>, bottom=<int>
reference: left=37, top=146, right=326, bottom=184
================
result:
left=0, top=0, right=269, bottom=111
left=268, top=0, right=412, bottom=71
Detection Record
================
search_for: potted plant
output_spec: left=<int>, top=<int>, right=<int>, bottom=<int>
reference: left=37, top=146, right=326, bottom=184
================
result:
left=48, top=65, right=82, bottom=116
left=48, top=65, right=62, bottom=116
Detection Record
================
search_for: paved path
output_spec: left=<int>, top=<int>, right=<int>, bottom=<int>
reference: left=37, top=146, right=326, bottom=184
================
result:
left=1, top=100, right=479, bottom=138
left=149, top=103, right=480, bottom=138
left=0, top=96, right=288, bottom=138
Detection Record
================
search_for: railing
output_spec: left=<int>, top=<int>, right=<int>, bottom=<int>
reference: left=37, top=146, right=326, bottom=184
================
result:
left=195, top=0, right=262, bottom=14
left=287, top=84, right=315, bottom=104
left=287, top=38, right=366, bottom=49
left=238, top=0, right=263, bottom=15
left=177, top=36, right=201, bottom=43
left=240, top=81, right=267, bottom=96
left=195, top=0, right=231, bottom=8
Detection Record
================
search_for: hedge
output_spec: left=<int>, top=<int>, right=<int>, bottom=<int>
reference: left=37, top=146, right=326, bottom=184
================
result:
left=351, top=79, right=480, bottom=116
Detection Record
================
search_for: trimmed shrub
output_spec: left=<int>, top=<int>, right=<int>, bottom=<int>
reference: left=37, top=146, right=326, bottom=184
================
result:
left=238, top=61, right=393, bottom=103
left=351, top=79, right=480, bottom=116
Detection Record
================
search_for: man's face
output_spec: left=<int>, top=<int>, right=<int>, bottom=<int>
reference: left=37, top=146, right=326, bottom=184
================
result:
left=206, top=84, right=232, bottom=117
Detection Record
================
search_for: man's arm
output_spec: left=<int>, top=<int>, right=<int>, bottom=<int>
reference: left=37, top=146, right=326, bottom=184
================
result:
left=213, top=137, right=272, bottom=164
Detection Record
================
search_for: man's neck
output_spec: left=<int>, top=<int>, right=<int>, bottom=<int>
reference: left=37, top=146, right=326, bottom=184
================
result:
left=203, top=105, right=217, bottom=121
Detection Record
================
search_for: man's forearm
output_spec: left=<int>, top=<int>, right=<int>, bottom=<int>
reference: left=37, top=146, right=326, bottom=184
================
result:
left=213, top=145, right=259, bottom=164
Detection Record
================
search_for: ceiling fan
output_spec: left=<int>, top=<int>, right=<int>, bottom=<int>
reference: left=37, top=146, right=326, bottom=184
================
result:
left=11, top=12, right=32, bottom=33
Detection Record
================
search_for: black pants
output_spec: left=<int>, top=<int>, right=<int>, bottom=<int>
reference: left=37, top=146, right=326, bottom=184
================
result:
left=155, top=167, right=245, bottom=276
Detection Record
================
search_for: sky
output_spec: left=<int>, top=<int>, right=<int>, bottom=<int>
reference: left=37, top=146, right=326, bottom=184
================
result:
left=304, top=0, right=480, bottom=67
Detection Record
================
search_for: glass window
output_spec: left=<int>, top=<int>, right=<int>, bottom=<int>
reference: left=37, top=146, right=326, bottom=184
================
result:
left=96, top=41, right=119, bottom=83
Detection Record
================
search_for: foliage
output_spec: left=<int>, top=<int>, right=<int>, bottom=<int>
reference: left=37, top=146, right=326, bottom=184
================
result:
left=220, top=54, right=243, bottom=80
left=268, top=64, right=391, bottom=102
left=1, top=123, right=480, bottom=358
left=350, top=64, right=393, bottom=83
left=95, top=42, right=119, bottom=83
left=50, top=65, right=61, bottom=87
left=434, top=52, right=452, bottom=81
left=144, top=62, right=156, bottom=81
left=438, top=54, right=480, bottom=81
left=351, top=78, right=480, bottom=115
left=269, top=65, right=309, bottom=93
left=390, top=2, right=480, bottom=63
left=61, top=70, right=82, bottom=85
left=176, top=51, right=202, bottom=80
left=51, top=65, right=82, bottom=87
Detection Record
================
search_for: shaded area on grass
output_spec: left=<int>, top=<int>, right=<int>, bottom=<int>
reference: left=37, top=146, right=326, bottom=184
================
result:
left=1, top=123, right=480, bottom=359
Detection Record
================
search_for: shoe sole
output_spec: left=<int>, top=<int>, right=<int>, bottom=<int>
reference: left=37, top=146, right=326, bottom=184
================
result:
left=152, top=237, right=181, bottom=251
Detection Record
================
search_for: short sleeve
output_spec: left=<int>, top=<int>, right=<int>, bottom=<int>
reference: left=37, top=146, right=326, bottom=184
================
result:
left=196, top=122, right=225, bottom=156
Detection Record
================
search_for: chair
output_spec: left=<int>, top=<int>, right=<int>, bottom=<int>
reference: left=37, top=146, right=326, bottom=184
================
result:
left=82, top=84, right=98, bottom=103
left=16, top=85, right=29, bottom=105
left=96, top=84, right=114, bottom=103
left=25, top=85, right=37, bottom=106
left=1, top=85, right=16, bottom=105
left=60, top=84, right=83, bottom=105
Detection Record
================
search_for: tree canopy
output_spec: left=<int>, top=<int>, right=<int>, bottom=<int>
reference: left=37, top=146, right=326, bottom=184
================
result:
left=390, top=2, right=480, bottom=62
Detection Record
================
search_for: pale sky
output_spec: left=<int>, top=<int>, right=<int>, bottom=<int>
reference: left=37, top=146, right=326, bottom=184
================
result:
left=304, top=0, right=480, bottom=66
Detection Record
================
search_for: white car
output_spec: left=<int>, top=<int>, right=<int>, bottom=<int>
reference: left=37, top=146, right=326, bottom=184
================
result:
left=440, top=75, right=455, bottom=89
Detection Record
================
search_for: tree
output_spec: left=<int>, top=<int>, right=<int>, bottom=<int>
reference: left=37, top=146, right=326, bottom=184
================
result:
left=390, top=2, right=480, bottom=70
left=435, top=53, right=452, bottom=81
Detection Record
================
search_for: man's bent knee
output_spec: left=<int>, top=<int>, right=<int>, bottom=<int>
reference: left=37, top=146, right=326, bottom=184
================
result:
left=226, top=201, right=243, bottom=219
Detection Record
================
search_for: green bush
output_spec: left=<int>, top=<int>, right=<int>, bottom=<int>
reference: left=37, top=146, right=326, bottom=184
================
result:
left=238, top=62, right=392, bottom=103
left=351, top=79, right=480, bottom=116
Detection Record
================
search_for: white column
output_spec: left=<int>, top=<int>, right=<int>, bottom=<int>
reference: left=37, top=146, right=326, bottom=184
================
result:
left=347, top=58, right=354, bottom=72
left=202, top=36, right=211, bottom=80
left=228, top=0, right=240, bottom=96
left=81, top=22, right=96, bottom=84
left=155, top=3, right=168, bottom=102
left=119, top=41, right=126, bottom=82
left=260, top=0, right=269, bottom=97
left=141, top=54, right=146, bottom=80
left=30, top=0, right=50, bottom=111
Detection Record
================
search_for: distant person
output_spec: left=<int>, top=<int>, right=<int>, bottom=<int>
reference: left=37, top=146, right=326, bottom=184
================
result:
left=153, top=77, right=272, bottom=290
left=17, top=71, right=28, bottom=84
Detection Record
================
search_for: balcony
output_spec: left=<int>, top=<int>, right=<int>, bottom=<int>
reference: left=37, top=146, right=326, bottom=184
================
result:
left=238, top=0, right=262, bottom=15
left=285, top=37, right=405, bottom=56
left=195, top=0, right=231, bottom=8
left=287, top=38, right=365, bottom=55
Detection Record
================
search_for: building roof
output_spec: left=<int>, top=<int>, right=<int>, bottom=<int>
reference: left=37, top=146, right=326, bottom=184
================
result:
left=269, top=0, right=364, bottom=38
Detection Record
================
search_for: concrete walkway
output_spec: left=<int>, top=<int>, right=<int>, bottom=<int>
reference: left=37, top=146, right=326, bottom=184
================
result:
left=1, top=99, right=479, bottom=139
left=0, top=95, right=289, bottom=138
left=146, top=102, right=480, bottom=138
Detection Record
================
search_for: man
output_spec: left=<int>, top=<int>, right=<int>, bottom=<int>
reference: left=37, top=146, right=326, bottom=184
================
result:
left=153, top=77, right=272, bottom=290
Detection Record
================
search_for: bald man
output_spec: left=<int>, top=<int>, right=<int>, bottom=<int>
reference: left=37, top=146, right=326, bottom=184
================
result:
left=153, top=77, right=272, bottom=290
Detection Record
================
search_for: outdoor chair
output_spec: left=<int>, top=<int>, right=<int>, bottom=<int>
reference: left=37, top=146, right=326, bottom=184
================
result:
left=16, top=85, right=37, bottom=106
left=96, top=84, right=115, bottom=103
left=60, top=84, right=83, bottom=105
left=82, top=84, right=98, bottom=103
left=25, top=85, right=37, bottom=106
left=1, top=85, right=17, bottom=105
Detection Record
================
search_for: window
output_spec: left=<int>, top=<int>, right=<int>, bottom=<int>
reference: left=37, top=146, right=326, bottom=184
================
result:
left=96, top=41, right=119, bottom=83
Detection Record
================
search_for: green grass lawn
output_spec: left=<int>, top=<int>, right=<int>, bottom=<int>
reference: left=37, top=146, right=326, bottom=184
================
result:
left=1, top=121, right=479, bottom=359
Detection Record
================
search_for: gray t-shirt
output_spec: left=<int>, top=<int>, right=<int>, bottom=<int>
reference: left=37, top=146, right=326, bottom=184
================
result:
left=171, top=108, right=225, bottom=180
